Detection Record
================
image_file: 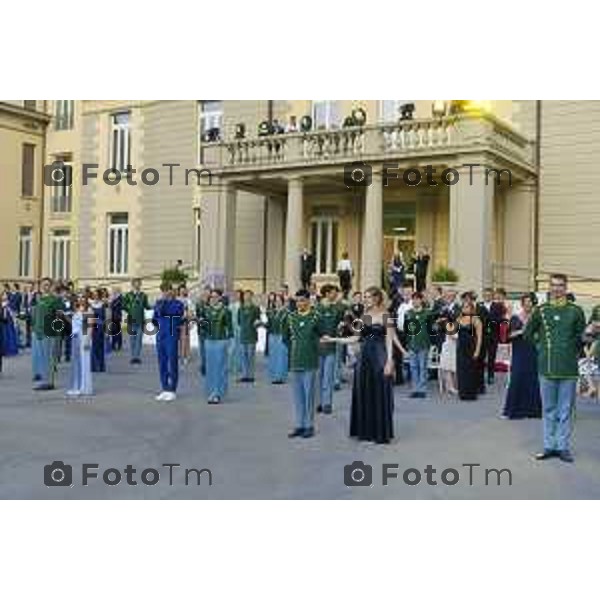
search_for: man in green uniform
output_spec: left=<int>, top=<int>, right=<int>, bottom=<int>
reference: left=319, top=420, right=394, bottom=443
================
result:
left=124, top=278, right=150, bottom=365
left=282, top=289, right=324, bottom=438
left=238, top=290, right=261, bottom=382
left=316, top=284, right=345, bottom=414
left=524, top=273, right=586, bottom=462
left=32, top=277, right=65, bottom=390
left=405, top=291, right=433, bottom=398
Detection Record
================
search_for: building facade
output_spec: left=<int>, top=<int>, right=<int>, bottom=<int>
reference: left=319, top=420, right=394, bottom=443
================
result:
left=1, top=100, right=598, bottom=298
left=0, top=101, right=49, bottom=283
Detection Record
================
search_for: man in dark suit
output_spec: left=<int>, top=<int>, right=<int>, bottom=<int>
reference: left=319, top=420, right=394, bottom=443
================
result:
left=300, top=248, right=316, bottom=289
left=478, top=287, right=507, bottom=386
left=413, top=246, right=431, bottom=293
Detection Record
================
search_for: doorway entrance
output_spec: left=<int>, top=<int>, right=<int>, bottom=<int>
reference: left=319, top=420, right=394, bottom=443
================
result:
left=383, top=201, right=416, bottom=280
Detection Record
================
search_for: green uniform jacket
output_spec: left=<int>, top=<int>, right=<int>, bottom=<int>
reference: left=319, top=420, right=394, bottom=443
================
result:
left=316, top=301, right=344, bottom=356
left=590, top=305, right=600, bottom=324
left=32, top=294, right=65, bottom=339
left=405, top=308, right=433, bottom=352
left=523, top=300, right=586, bottom=379
left=282, top=309, right=322, bottom=371
left=238, top=304, right=261, bottom=344
left=266, top=307, right=288, bottom=336
left=202, top=304, right=233, bottom=340
left=123, top=291, right=150, bottom=325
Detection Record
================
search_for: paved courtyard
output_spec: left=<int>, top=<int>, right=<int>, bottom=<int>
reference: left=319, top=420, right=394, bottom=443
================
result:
left=1, top=345, right=599, bottom=499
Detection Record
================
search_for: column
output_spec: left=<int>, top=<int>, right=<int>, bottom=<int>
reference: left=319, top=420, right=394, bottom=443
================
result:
left=284, top=176, right=303, bottom=292
left=199, top=180, right=237, bottom=289
left=360, top=169, right=383, bottom=289
left=219, top=183, right=237, bottom=290
left=448, top=164, right=494, bottom=293
left=503, top=181, right=535, bottom=291
left=266, top=196, right=285, bottom=290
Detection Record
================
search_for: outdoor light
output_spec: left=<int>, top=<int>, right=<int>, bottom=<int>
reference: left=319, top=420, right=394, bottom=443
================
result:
left=258, top=120, right=272, bottom=136
left=466, top=100, right=492, bottom=113
left=235, top=123, right=246, bottom=139
left=300, top=115, right=313, bottom=132
left=432, top=100, right=447, bottom=117
left=400, top=103, right=415, bottom=120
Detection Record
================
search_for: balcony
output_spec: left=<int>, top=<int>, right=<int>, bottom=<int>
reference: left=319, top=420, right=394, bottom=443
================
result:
left=200, top=112, right=535, bottom=178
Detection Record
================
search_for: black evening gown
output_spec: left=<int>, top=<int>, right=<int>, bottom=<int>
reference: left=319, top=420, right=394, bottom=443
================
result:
left=456, top=323, right=479, bottom=400
left=502, top=315, right=542, bottom=419
left=350, top=324, right=394, bottom=443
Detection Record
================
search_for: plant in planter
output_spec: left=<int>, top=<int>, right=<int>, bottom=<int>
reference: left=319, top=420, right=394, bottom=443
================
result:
left=431, top=266, right=459, bottom=285
left=161, top=267, right=189, bottom=289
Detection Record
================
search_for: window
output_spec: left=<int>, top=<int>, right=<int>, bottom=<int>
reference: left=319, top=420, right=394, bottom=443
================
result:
left=55, top=100, right=74, bottom=130
left=22, top=143, right=35, bottom=197
left=51, top=155, right=72, bottom=213
left=380, top=100, right=404, bottom=123
left=198, top=100, right=223, bottom=142
left=310, top=217, right=339, bottom=275
left=194, top=207, right=202, bottom=272
left=312, top=101, right=341, bottom=129
left=18, top=227, right=32, bottom=278
left=23, top=100, right=36, bottom=111
left=110, top=112, right=131, bottom=172
left=51, top=229, right=71, bottom=280
left=107, top=213, right=129, bottom=275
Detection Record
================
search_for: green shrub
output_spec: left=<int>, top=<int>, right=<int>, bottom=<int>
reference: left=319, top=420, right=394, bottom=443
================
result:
left=431, top=266, right=459, bottom=283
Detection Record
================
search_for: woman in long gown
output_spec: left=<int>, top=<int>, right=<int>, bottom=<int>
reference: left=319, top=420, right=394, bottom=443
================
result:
left=0, top=291, right=19, bottom=362
left=327, top=287, right=405, bottom=444
left=66, top=298, right=94, bottom=398
left=89, top=290, right=106, bottom=373
left=502, top=293, right=542, bottom=419
left=456, top=291, right=483, bottom=401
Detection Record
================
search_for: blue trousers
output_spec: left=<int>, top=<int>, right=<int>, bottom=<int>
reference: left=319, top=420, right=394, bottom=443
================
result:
left=267, top=334, right=288, bottom=383
left=199, top=337, right=206, bottom=376
left=334, top=343, right=344, bottom=387
left=32, top=336, right=55, bottom=385
left=205, top=339, right=229, bottom=399
left=539, top=376, right=577, bottom=451
left=239, top=343, right=256, bottom=379
left=292, top=370, right=317, bottom=431
left=229, top=331, right=241, bottom=377
left=157, top=338, right=179, bottom=392
left=129, top=322, right=144, bottom=361
left=409, top=348, right=429, bottom=394
left=319, top=353, right=336, bottom=408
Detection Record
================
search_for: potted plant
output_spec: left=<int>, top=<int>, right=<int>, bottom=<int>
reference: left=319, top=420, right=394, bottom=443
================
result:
left=431, top=265, right=459, bottom=287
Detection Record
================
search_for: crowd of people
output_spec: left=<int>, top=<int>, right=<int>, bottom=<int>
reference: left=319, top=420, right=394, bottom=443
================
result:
left=1, top=271, right=599, bottom=462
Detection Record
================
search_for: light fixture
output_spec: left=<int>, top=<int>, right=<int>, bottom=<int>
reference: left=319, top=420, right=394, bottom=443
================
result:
left=393, top=227, right=407, bottom=232
left=432, top=100, right=447, bottom=117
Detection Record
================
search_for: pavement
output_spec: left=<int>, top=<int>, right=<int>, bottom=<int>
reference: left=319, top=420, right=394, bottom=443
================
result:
left=1, top=344, right=599, bottom=499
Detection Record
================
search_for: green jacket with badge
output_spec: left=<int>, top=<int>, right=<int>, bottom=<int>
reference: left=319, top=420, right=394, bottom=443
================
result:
left=201, top=303, right=233, bottom=340
left=316, top=301, right=344, bottom=356
left=405, top=307, right=433, bottom=352
left=123, top=291, right=150, bottom=326
left=32, top=294, right=65, bottom=339
left=282, top=309, right=323, bottom=371
left=523, top=299, right=586, bottom=379
left=238, top=303, right=261, bottom=344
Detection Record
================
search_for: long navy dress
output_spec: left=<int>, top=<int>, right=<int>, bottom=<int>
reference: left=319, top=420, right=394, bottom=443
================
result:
left=502, top=315, right=542, bottom=419
left=90, top=302, right=106, bottom=373
left=456, top=322, right=479, bottom=400
left=350, top=323, right=394, bottom=444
